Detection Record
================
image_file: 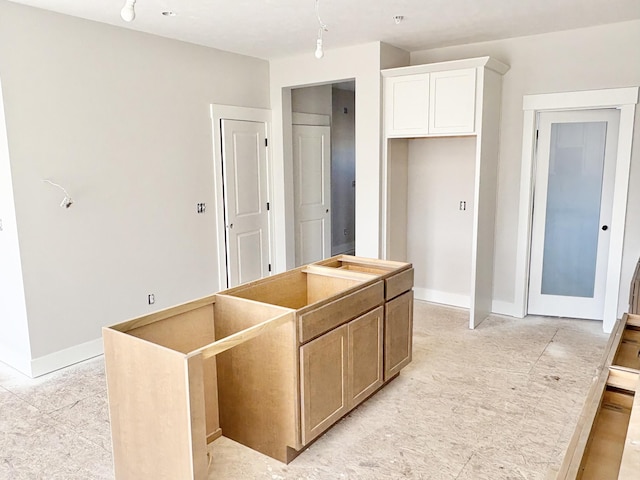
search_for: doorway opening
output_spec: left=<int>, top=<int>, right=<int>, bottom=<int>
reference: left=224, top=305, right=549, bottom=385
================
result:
left=290, top=81, right=356, bottom=266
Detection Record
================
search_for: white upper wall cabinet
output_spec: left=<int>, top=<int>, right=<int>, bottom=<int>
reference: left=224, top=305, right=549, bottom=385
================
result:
left=429, top=68, right=476, bottom=135
left=385, top=74, right=430, bottom=136
left=383, top=58, right=507, bottom=138
left=381, top=57, right=509, bottom=330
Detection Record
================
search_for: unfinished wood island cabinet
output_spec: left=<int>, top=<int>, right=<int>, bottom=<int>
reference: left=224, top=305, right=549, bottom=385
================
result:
left=557, top=313, right=640, bottom=479
left=103, top=255, right=413, bottom=479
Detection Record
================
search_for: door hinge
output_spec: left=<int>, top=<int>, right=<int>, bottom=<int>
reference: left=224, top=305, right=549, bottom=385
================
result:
left=268, top=263, right=272, bottom=272
left=265, top=138, right=268, bottom=147
left=266, top=202, right=270, bottom=211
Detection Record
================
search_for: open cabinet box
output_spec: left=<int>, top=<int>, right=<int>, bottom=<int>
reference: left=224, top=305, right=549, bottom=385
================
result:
left=103, top=294, right=295, bottom=479
left=103, top=256, right=414, bottom=479
left=558, top=313, right=640, bottom=479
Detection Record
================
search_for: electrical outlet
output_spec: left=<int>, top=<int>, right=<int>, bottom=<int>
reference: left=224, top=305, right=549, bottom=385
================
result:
left=459, top=201, right=467, bottom=211
left=343, top=228, right=348, bottom=236
left=148, top=294, right=155, bottom=305
left=197, top=203, right=206, bottom=214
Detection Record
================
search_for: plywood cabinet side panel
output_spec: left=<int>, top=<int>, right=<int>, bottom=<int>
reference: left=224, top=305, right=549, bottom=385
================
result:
left=619, top=378, right=640, bottom=479
left=103, top=329, right=199, bottom=480
left=110, top=295, right=217, bottom=332
left=578, top=390, right=634, bottom=480
left=299, top=280, right=384, bottom=343
left=223, top=269, right=308, bottom=309
left=348, top=307, right=384, bottom=408
left=126, top=305, right=215, bottom=353
left=213, top=295, right=298, bottom=463
left=186, top=354, right=209, bottom=480
left=305, top=273, right=362, bottom=305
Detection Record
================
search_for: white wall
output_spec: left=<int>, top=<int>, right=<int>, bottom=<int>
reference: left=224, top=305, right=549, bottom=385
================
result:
left=0, top=77, right=31, bottom=374
left=0, top=1, right=270, bottom=375
left=411, top=20, right=640, bottom=317
left=291, top=85, right=332, bottom=116
left=407, top=137, right=476, bottom=307
left=269, top=42, right=408, bottom=270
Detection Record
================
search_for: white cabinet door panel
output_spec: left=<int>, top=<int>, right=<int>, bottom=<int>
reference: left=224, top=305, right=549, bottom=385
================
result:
left=385, top=74, right=430, bottom=137
left=429, top=68, right=476, bottom=135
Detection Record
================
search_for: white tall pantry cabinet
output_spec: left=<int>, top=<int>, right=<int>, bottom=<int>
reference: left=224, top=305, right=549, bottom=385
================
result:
left=381, top=57, right=509, bottom=328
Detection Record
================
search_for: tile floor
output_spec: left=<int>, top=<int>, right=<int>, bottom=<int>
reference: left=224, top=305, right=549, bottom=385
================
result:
left=0, top=301, right=608, bottom=479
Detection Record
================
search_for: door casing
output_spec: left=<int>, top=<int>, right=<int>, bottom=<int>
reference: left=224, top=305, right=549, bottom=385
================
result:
left=515, top=87, right=638, bottom=332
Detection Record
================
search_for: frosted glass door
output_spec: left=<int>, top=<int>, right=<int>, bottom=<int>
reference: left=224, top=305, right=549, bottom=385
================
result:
left=528, top=110, right=619, bottom=320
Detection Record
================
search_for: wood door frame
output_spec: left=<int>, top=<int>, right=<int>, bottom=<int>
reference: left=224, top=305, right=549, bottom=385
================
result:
left=514, top=87, right=639, bottom=332
left=210, top=105, right=274, bottom=290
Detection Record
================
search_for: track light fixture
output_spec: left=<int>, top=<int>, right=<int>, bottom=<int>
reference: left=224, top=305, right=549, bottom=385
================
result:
left=314, top=0, right=328, bottom=59
left=121, top=0, right=136, bottom=22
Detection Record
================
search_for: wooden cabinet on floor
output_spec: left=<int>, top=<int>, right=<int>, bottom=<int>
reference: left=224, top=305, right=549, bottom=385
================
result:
left=300, top=306, right=384, bottom=445
left=557, top=313, right=640, bottom=479
left=103, top=255, right=413, bottom=479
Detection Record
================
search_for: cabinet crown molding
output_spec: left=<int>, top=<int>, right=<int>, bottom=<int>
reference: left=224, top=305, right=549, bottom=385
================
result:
left=381, top=56, right=510, bottom=77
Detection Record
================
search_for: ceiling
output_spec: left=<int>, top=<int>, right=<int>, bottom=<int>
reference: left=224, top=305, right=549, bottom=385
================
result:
left=9, top=0, right=640, bottom=60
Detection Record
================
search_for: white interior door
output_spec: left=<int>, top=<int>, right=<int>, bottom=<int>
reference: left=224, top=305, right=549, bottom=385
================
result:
left=528, top=109, right=620, bottom=320
left=221, top=119, right=270, bottom=287
left=293, top=124, right=331, bottom=266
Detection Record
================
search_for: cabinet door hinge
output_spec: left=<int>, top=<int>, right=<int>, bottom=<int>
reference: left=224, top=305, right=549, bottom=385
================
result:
left=268, top=263, right=272, bottom=272
left=265, top=138, right=268, bottom=147
left=266, top=202, right=270, bottom=211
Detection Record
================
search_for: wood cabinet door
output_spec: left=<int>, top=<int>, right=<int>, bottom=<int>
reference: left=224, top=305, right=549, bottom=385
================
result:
left=300, top=324, right=348, bottom=445
left=385, top=74, right=430, bottom=137
left=384, top=291, right=413, bottom=381
left=348, top=307, right=384, bottom=409
left=428, top=68, right=476, bottom=135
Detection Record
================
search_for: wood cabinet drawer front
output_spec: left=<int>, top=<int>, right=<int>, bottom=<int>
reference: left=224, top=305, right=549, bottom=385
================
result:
left=299, top=281, right=384, bottom=344
left=385, top=268, right=414, bottom=300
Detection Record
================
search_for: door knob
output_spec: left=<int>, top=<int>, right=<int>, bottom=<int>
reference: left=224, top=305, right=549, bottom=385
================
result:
left=602, top=225, right=608, bottom=231
left=228, top=223, right=233, bottom=229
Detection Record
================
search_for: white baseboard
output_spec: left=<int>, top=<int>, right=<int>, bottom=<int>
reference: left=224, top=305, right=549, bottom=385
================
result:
left=413, top=288, right=470, bottom=309
left=491, top=300, right=524, bottom=318
left=30, top=337, right=104, bottom=378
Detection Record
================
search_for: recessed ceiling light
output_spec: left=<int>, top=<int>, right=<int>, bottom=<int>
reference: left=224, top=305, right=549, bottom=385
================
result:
left=162, top=11, right=176, bottom=17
